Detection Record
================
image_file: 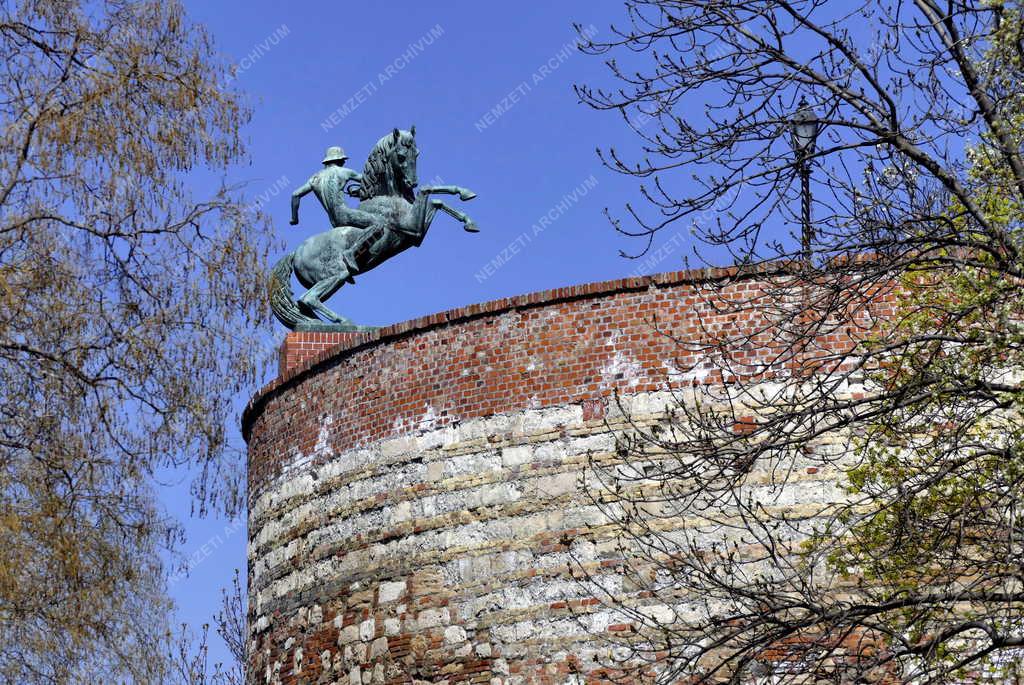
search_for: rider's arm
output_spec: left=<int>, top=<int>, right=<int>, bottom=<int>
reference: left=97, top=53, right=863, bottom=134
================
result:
left=290, top=179, right=314, bottom=225
left=344, top=172, right=363, bottom=197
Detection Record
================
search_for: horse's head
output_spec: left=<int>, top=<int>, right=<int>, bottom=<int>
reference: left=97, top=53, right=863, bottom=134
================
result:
left=392, top=126, right=418, bottom=192
left=360, top=126, right=418, bottom=202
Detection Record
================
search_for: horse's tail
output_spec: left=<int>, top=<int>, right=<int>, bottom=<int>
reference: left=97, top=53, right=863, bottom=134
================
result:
left=269, top=251, right=315, bottom=329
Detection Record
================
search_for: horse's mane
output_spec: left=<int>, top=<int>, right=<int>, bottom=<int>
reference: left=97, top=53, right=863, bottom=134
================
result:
left=359, top=130, right=414, bottom=201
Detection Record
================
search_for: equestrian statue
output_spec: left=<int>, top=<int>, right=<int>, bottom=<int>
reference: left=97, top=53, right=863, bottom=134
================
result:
left=269, top=126, right=479, bottom=330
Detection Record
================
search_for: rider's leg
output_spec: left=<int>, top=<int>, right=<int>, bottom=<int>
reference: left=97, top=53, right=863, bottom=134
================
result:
left=340, top=223, right=388, bottom=273
left=431, top=199, right=479, bottom=232
left=330, top=206, right=378, bottom=230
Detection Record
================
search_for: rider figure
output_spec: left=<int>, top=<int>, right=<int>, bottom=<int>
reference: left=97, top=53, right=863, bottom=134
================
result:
left=290, top=146, right=376, bottom=230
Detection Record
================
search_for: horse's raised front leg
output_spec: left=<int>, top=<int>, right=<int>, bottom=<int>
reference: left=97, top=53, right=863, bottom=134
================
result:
left=418, top=184, right=477, bottom=201
left=431, top=199, right=480, bottom=233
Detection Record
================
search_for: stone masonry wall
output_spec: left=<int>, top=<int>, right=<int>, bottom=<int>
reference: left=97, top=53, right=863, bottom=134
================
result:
left=243, top=266, right=897, bottom=685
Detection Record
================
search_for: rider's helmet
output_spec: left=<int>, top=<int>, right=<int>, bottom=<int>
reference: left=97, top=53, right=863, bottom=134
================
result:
left=322, top=146, right=349, bottom=165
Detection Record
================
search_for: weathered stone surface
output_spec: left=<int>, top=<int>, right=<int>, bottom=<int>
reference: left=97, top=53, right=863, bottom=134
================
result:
left=246, top=268, right=896, bottom=684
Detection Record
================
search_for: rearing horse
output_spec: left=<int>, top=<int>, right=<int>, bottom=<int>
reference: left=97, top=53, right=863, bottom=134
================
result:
left=270, top=127, right=478, bottom=330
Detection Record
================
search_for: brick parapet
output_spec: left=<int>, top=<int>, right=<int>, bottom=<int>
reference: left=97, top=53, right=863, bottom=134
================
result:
left=246, top=265, right=895, bottom=495
left=245, top=261, right=808, bottom=441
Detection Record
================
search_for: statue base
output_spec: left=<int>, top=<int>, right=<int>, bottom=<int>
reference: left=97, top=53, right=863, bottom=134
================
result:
left=294, top=322, right=379, bottom=333
left=279, top=328, right=377, bottom=376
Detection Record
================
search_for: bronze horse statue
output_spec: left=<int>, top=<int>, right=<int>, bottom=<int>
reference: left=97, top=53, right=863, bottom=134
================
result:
left=270, top=128, right=478, bottom=330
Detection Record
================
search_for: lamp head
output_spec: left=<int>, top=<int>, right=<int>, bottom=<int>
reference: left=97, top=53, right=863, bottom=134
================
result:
left=789, top=97, right=819, bottom=158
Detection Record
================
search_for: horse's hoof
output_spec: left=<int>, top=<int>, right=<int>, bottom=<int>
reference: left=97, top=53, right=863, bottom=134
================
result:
left=460, top=191, right=477, bottom=201
left=464, top=223, right=480, bottom=233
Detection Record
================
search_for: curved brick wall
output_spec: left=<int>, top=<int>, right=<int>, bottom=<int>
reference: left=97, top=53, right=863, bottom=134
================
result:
left=243, top=266, right=891, bottom=685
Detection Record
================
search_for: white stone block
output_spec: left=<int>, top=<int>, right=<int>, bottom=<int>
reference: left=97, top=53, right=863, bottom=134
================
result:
left=359, top=618, right=375, bottom=642
left=378, top=580, right=406, bottom=603
left=426, top=461, right=444, bottom=481
left=339, top=624, right=359, bottom=645
left=417, top=608, right=448, bottom=628
left=369, top=636, right=388, bottom=659
left=309, top=604, right=323, bottom=626
left=501, top=445, right=533, bottom=467
left=444, top=625, right=467, bottom=644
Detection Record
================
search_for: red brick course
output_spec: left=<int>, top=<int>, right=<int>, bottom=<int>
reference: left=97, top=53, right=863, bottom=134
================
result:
left=278, top=330, right=364, bottom=376
left=245, top=263, right=895, bottom=498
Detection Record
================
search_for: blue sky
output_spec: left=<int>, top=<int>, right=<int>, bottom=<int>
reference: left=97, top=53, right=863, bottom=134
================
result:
left=165, top=0, right=717, bottom=667
left=191, top=0, right=668, bottom=325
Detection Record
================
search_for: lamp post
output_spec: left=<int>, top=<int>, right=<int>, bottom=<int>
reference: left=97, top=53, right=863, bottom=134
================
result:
left=789, top=97, right=819, bottom=263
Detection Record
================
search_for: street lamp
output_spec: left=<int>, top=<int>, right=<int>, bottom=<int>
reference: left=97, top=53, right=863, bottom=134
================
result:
left=789, top=97, right=819, bottom=263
